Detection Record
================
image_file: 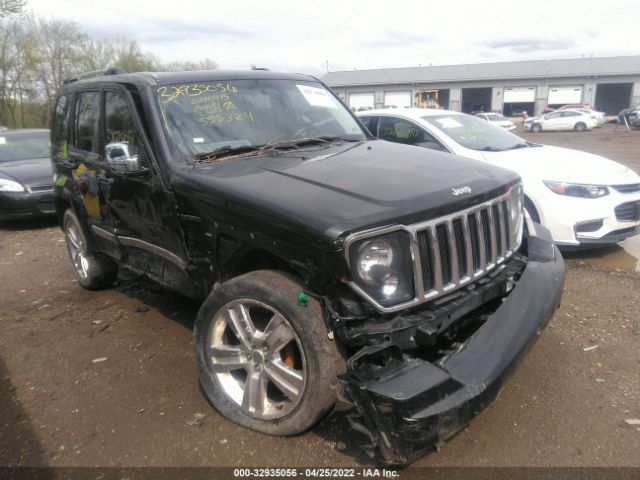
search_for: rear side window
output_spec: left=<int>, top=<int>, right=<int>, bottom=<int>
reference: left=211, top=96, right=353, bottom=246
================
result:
left=52, top=94, right=70, bottom=144
left=75, top=91, right=101, bottom=153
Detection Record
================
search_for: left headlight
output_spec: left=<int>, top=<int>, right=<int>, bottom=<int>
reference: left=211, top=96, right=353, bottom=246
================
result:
left=543, top=180, right=608, bottom=198
left=348, top=231, right=415, bottom=308
left=0, top=178, right=25, bottom=192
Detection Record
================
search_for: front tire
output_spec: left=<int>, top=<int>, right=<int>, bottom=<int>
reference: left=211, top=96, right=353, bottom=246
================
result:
left=575, top=122, right=586, bottom=132
left=63, top=210, right=117, bottom=289
left=194, top=270, right=345, bottom=436
left=531, top=123, right=542, bottom=133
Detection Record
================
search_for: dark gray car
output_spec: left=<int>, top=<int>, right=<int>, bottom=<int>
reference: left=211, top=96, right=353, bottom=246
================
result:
left=0, top=129, right=54, bottom=220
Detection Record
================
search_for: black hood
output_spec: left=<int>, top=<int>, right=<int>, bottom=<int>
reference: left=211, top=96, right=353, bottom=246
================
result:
left=174, top=140, right=520, bottom=243
left=0, top=158, right=54, bottom=188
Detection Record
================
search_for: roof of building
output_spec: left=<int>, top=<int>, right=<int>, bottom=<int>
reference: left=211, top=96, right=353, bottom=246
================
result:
left=322, top=56, right=640, bottom=87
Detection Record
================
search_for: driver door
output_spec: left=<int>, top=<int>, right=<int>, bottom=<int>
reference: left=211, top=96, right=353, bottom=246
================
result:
left=544, top=112, right=563, bottom=130
left=92, top=86, right=190, bottom=288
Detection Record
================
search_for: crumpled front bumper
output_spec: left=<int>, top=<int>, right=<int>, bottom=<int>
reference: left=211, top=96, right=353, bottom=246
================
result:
left=338, top=225, right=565, bottom=465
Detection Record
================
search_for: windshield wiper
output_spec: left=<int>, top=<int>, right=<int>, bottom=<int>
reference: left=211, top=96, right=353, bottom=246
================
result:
left=505, top=141, right=543, bottom=150
left=270, top=136, right=357, bottom=150
left=194, top=144, right=259, bottom=161
left=505, top=143, right=530, bottom=150
left=481, top=146, right=506, bottom=152
left=188, top=136, right=359, bottom=166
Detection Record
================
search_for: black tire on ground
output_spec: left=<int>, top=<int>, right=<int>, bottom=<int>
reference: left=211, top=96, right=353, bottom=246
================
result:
left=531, top=123, right=542, bottom=133
left=63, top=209, right=118, bottom=289
left=194, top=270, right=345, bottom=436
left=575, top=122, right=586, bottom=132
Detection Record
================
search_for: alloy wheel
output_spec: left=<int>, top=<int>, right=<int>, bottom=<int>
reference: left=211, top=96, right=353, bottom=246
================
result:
left=65, top=222, right=89, bottom=280
left=207, top=299, right=306, bottom=419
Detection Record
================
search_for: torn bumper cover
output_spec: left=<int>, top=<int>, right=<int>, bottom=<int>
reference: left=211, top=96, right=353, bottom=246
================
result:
left=338, top=226, right=565, bottom=465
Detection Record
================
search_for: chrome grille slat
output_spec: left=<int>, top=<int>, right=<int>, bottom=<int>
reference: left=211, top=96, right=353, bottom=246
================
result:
left=497, top=201, right=507, bottom=259
left=461, top=215, right=473, bottom=280
left=475, top=210, right=487, bottom=270
left=503, top=201, right=512, bottom=252
left=428, top=226, right=444, bottom=293
left=487, top=205, right=497, bottom=265
left=446, top=220, right=460, bottom=287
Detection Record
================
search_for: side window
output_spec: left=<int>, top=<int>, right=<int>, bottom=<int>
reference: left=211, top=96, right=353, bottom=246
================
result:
left=104, top=91, right=140, bottom=156
left=378, top=117, right=446, bottom=150
left=52, top=94, right=70, bottom=144
left=359, top=116, right=378, bottom=136
left=75, top=91, right=101, bottom=153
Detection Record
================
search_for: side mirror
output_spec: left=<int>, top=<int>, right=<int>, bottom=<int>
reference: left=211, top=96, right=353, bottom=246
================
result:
left=105, top=142, right=142, bottom=173
left=543, top=115, right=550, bottom=120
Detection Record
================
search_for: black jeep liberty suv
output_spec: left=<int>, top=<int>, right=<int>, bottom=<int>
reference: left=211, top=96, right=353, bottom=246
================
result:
left=51, top=69, right=565, bottom=464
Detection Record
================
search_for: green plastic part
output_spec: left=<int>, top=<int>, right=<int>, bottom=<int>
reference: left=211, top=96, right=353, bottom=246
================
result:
left=297, top=292, right=308, bottom=307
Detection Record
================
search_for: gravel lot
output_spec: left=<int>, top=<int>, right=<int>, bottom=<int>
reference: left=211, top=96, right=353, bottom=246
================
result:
left=1, top=124, right=639, bottom=472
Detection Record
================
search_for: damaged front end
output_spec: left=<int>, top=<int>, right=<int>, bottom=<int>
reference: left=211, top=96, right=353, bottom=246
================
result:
left=330, top=225, right=565, bottom=465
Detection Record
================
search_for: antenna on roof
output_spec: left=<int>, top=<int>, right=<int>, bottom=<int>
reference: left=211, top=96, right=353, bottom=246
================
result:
left=250, top=64, right=270, bottom=71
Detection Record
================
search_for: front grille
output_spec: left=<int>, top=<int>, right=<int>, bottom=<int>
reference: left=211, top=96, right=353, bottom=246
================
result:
left=615, top=201, right=640, bottom=222
left=416, top=196, right=517, bottom=300
left=612, top=184, right=640, bottom=194
left=30, top=184, right=53, bottom=192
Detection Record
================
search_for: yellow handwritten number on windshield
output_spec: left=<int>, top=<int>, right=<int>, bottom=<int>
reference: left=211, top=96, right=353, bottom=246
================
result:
left=158, top=84, right=239, bottom=104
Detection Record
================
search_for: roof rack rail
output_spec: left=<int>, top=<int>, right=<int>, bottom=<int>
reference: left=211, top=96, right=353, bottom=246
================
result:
left=63, top=67, right=127, bottom=85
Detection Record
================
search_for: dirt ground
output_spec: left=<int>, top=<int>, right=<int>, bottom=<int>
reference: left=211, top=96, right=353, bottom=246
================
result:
left=1, top=123, right=639, bottom=472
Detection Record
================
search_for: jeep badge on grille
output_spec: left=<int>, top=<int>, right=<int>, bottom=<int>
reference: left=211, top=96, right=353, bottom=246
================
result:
left=451, top=186, right=472, bottom=196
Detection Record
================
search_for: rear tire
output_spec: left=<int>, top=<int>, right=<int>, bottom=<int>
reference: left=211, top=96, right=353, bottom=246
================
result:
left=531, top=123, right=542, bottom=133
left=63, top=210, right=117, bottom=289
left=194, top=270, right=345, bottom=436
left=574, top=122, right=586, bottom=132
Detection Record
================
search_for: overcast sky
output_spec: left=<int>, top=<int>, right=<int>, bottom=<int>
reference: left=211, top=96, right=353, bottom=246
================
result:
left=27, top=0, right=640, bottom=76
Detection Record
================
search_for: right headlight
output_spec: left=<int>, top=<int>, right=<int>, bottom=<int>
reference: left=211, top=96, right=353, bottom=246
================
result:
left=0, top=178, right=25, bottom=192
left=543, top=181, right=609, bottom=199
left=508, top=183, right=524, bottom=249
left=348, top=231, right=415, bottom=307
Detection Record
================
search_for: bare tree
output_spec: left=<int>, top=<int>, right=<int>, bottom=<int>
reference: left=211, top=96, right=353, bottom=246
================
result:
left=111, top=37, right=160, bottom=73
left=0, top=8, right=218, bottom=128
left=162, top=58, right=218, bottom=72
left=78, top=37, right=116, bottom=71
left=0, top=0, right=26, bottom=18
left=32, top=17, right=86, bottom=124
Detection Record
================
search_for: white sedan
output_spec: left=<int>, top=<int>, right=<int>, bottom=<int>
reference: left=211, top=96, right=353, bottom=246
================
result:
left=357, top=108, right=640, bottom=247
left=475, top=112, right=516, bottom=131
left=558, top=105, right=607, bottom=126
left=523, top=109, right=597, bottom=132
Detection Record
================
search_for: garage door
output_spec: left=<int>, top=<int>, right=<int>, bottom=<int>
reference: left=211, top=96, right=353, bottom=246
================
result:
left=503, top=87, right=536, bottom=103
left=348, top=92, right=374, bottom=110
left=384, top=91, right=411, bottom=108
left=548, top=86, right=583, bottom=105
